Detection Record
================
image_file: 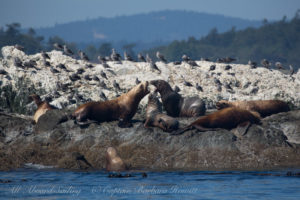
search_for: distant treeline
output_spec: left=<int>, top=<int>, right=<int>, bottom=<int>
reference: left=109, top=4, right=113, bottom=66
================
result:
left=146, top=11, right=300, bottom=69
left=0, top=23, right=127, bottom=61
left=1, top=12, right=300, bottom=69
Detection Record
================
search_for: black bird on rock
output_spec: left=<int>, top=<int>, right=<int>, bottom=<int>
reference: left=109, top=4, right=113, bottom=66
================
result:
left=124, top=51, right=133, bottom=61
left=261, top=59, right=271, bottom=69
left=289, top=65, right=295, bottom=76
left=78, top=50, right=89, bottom=61
left=156, top=51, right=167, bottom=63
left=92, top=75, right=100, bottom=82
left=195, top=83, right=203, bottom=92
left=138, top=53, right=146, bottom=62
left=41, top=51, right=50, bottom=60
left=181, top=75, right=193, bottom=87
left=209, top=65, right=216, bottom=71
left=182, top=54, right=190, bottom=62
left=248, top=60, right=257, bottom=68
left=275, top=62, right=284, bottom=70
left=53, top=43, right=63, bottom=50
left=99, top=80, right=107, bottom=88
left=99, top=91, right=107, bottom=100
left=113, top=80, right=121, bottom=90
left=146, top=54, right=152, bottom=63
left=63, top=45, right=74, bottom=56
left=50, top=67, right=59, bottom=73
left=14, top=57, right=23, bottom=68
left=111, top=48, right=121, bottom=61
left=100, top=71, right=108, bottom=79
left=69, top=73, right=81, bottom=82
left=14, top=44, right=24, bottom=51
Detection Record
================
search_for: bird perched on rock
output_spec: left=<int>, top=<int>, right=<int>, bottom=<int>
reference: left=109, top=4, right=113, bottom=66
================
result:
left=261, top=59, right=271, bottom=69
left=289, top=65, right=295, bottom=76
left=181, top=75, right=193, bottom=87
left=23, top=60, right=37, bottom=69
left=138, top=53, right=146, bottom=62
left=92, top=75, right=100, bottom=82
left=102, top=63, right=110, bottom=68
left=113, top=80, right=121, bottom=90
left=41, top=51, right=50, bottom=60
left=0, top=69, right=8, bottom=75
left=156, top=51, right=167, bottom=63
left=50, top=67, right=59, bottom=73
left=99, top=80, right=107, bottom=88
left=111, top=48, right=121, bottom=61
left=275, top=62, right=284, bottom=70
left=99, top=91, right=107, bottom=100
left=84, top=74, right=92, bottom=81
left=214, top=78, right=222, bottom=85
left=14, top=57, right=23, bottom=68
left=69, top=73, right=81, bottom=82
left=53, top=43, right=63, bottom=50
left=224, top=65, right=232, bottom=70
left=63, top=45, right=74, bottom=56
left=124, top=51, right=133, bottom=61
left=182, top=54, right=190, bottom=62
left=85, top=64, right=94, bottom=68
left=97, top=55, right=106, bottom=63
left=146, top=54, right=152, bottom=63
left=223, top=57, right=236, bottom=63
left=173, top=61, right=181, bottom=65
left=135, top=77, right=141, bottom=85
left=248, top=60, right=257, bottom=68
left=195, top=83, right=203, bottom=92
left=100, top=71, right=108, bottom=79
left=188, top=60, right=198, bottom=67
left=76, top=68, right=85, bottom=74
left=14, top=44, right=24, bottom=51
left=209, top=64, right=216, bottom=71
left=149, top=61, right=160, bottom=72
left=78, top=50, right=89, bottom=61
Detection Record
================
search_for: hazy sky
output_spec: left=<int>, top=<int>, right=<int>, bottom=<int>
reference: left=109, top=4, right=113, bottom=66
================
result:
left=1, top=0, right=300, bottom=28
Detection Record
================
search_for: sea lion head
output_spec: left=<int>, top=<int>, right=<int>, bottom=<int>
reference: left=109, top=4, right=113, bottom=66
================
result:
left=216, top=100, right=230, bottom=110
left=106, top=147, right=125, bottom=172
left=29, top=94, right=42, bottom=106
left=150, top=79, right=173, bottom=93
left=136, top=81, right=150, bottom=96
left=146, top=91, right=162, bottom=113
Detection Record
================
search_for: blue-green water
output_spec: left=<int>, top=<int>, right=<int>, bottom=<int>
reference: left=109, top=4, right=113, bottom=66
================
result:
left=1, top=169, right=300, bottom=199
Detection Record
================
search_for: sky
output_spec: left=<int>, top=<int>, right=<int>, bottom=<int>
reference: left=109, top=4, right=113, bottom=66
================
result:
left=0, top=0, right=300, bottom=28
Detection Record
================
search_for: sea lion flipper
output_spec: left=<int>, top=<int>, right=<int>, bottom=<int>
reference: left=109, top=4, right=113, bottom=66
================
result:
left=193, top=125, right=212, bottom=132
left=234, top=121, right=251, bottom=137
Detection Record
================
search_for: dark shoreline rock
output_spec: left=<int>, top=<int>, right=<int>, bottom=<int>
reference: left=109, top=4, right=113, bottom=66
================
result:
left=0, top=110, right=300, bottom=171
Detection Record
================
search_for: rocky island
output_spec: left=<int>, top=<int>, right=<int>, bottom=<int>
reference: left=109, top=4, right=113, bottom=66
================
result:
left=0, top=46, right=299, bottom=171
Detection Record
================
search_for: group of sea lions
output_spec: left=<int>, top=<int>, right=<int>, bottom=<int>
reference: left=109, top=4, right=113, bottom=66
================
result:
left=29, top=79, right=292, bottom=174
left=30, top=79, right=291, bottom=135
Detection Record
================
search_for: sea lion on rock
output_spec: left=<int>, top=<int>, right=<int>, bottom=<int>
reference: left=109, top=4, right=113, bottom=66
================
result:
left=29, top=94, right=57, bottom=123
left=72, top=81, right=149, bottom=127
left=172, top=107, right=261, bottom=135
left=144, top=92, right=179, bottom=132
left=150, top=80, right=206, bottom=117
left=106, top=147, right=126, bottom=172
left=216, top=100, right=290, bottom=117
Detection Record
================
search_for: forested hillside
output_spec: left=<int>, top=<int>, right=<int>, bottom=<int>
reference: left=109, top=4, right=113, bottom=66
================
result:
left=146, top=13, right=300, bottom=68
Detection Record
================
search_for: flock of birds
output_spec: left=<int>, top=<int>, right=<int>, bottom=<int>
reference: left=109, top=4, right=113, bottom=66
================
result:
left=0, top=43, right=297, bottom=108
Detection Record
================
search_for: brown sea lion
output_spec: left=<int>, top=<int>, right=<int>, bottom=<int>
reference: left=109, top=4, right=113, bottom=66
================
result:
left=106, top=147, right=126, bottom=172
left=29, top=94, right=57, bottom=123
left=172, top=107, right=261, bottom=135
left=144, top=92, right=179, bottom=132
left=150, top=80, right=206, bottom=117
left=72, top=81, right=149, bottom=127
left=216, top=100, right=290, bottom=117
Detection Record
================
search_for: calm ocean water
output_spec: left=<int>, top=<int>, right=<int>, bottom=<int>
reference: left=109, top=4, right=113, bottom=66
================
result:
left=0, top=168, right=300, bottom=200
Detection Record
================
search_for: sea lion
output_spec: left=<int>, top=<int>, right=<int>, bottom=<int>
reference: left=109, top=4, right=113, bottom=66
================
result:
left=106, top=147, right=126, bottom=172
left=144, top=92, right=179, bottom=132
left=72, top=81, right=149, bottom=127
left=216, top=100, right=290, bottom=117
left=172, top=107, right=261, bottom=135
left=150, top=80, right=206, bottom=117
left=29, top=94, right=57, bottom=123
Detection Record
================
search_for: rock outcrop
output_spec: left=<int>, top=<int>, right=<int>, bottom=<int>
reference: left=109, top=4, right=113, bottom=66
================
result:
left=0, top=46, right=300, bottom=171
